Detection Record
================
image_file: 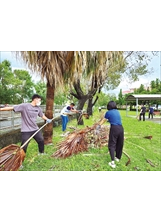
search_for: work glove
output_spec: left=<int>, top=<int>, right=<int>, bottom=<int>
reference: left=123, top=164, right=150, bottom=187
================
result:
left=46, top=118, right=52, bottom=124
left=96, top=124, right=101, bottom=130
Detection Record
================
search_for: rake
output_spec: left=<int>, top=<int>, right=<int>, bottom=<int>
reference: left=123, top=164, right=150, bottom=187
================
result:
left=0, top=117, right=56, bottom=171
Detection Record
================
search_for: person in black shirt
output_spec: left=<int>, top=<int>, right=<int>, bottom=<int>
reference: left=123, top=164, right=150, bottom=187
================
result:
left=139, top=105, right=146, bottom=121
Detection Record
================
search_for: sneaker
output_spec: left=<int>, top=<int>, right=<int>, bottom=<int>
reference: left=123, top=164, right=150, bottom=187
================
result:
left=108, top=162, right=116, bottom=168
left=38, top=152, right=46, bottom=156
left=115, top=157, right=120, bottom=162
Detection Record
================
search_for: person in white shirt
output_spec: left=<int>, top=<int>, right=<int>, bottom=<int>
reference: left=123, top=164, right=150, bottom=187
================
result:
left=60, top=103, right=79, bottom=131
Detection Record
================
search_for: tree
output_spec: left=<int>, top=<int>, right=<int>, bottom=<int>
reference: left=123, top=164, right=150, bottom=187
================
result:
left=0, top=60, right=13, bottom=104
left=12, top=69, right=35, bottom=103
left=86, top=51, right=158, bottom=113
left=70, top=51, right=125, bottom=121
left=34, top=81, right=47, bottom=104
left=118, top=89, right=124, bottom=106
left=13, top=51, right=123, bottom=140
left=15, top=51, right=86, bottom=144
left=122, top=51, right=158, bottom=83
left=0, top=60, right=34, bottom=104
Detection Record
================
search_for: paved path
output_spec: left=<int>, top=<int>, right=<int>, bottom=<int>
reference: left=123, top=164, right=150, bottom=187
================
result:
left=128, top=115, right=161, bottom=124
left=146, top=117, right=161, bottom=124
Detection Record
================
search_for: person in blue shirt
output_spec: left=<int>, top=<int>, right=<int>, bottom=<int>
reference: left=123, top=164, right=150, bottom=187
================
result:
left=148, top=106, right=154, bottom=119
left=99, top=101, right=124, bottom=169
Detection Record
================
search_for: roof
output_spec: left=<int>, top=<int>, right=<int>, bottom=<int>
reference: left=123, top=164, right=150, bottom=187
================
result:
left=126, top=94, right=161, bottom=101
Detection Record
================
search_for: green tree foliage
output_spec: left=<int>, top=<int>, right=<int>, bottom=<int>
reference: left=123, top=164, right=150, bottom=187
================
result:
left=137, top=84, right=146, bottom=93
left=134, top=78, right=161, bottom=95
left=122, top=51, right=158, bottom=83
left=131, top=78, right=161, bottom=105
left=0, top=60, right=35, bottom=104
left=0, top=60, right=13, bottom=104
left=118, top=89, right=124, bottom=105
left=34, top=81, right=47, bottom=104
left=97, top=92, right=117, bottom=106
left=13, top=69, right=35, bottom=103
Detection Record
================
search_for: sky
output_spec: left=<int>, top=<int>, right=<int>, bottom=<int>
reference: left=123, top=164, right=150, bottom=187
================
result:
left=0, top=51, right=160, bottom=96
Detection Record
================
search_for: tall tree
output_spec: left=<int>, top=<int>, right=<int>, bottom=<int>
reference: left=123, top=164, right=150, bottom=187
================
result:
left=118, top=89, right=124, bottom=106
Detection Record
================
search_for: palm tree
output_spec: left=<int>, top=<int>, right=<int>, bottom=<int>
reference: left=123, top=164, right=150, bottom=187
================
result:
left=15, top=51, right=124, bottom=139
left=16, top=51, right=75, bottom=144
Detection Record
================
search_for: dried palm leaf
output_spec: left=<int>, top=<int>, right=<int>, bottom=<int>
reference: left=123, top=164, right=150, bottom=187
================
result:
left=0, top=145, right=25, bottom=171
left=52, top=122, right=131, bottom=167
left=144, top=136, right=153, bottom=140
left=52, top=122, right=110, bottom=159
left=146, top=159, right=155, bottom=167
left=123, top=151, right=131, bottom=166
left=52, top=129, right=88, bottom=158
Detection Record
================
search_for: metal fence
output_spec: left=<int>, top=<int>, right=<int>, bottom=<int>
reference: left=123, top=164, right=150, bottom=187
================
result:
left=0, top=105, right=63, bottom=133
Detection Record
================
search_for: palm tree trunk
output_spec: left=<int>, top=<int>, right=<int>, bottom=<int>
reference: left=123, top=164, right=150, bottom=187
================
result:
left=43, top=81, right=54, bottom=144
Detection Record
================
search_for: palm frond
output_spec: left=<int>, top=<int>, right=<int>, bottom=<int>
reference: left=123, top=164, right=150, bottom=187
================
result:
left=15, top=51, right=125, bottom=92
left=0, top=145, right=25, bottom=171
left=52, top=123, right=110, bottom=159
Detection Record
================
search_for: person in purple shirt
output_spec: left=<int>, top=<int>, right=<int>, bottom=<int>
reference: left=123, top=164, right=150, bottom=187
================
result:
left=99, top=101, right=124, bottom=169
left=0, top=94, right=52, bottom=154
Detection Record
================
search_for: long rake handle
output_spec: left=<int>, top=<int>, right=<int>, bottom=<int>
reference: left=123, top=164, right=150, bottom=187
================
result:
left=20, top=117, right=56, bottom=149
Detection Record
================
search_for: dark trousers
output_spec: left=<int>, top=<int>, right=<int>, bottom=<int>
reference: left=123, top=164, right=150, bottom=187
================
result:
left=148, top=113, right=153, bottom=119
left=21, top=131, right=44, bottom=153
left=61, top=115, right=69, bottom=131
left=139, top=112, right=145, bottom=121
left=108, top=125, right=124, bottom=161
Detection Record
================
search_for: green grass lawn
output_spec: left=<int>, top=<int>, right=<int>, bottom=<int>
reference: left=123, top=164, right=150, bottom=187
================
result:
left=20, top=110, right=161, bottom=171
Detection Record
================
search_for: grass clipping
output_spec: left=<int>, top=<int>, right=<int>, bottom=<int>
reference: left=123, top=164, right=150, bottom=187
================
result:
left=51, top=123, right=110, bottom=159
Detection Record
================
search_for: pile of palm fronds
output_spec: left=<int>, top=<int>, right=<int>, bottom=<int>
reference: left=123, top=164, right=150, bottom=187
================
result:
left=0, top=145, right=25, bottom=171
left=52, top=123, right=110, bottom=159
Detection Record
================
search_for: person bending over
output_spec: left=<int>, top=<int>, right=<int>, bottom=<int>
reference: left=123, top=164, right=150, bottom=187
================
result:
left=60, top=103, right=79, bottom=132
